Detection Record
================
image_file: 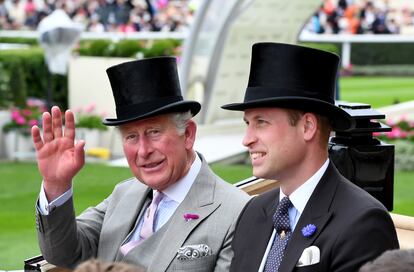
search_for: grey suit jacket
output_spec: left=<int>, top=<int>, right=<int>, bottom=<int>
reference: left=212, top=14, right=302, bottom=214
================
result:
left=36, top=156, right=250, bottom=272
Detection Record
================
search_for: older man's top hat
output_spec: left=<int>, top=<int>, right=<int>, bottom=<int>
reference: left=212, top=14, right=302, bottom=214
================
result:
left=221, top=42, right=353, bottom=131
left=103, top=57, right=201, bottom=126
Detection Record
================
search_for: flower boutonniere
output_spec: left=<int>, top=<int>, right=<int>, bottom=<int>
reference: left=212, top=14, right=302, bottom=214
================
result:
left=183, top=213, right=199, bottom=222
left=301, top=224, right=317, bottom=238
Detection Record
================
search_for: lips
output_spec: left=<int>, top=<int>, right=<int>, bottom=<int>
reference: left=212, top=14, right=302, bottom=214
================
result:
left=250, top=151, right=266, bottom=167
left=140, top=159, right=165, bottom=170
left=143, top=161, right=162, bottom=168
left=250, top=152, right=265, bottom=160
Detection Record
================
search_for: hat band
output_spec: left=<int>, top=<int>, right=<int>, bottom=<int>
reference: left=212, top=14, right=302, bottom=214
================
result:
left=245, top=87, right=334, bottom=105
left=116, top=95, right=183, bottom=119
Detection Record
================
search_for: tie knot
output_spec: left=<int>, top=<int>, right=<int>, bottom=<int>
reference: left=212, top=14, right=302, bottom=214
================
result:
left=278, top=197, right=293, bottom=213
left=273, top=197, right=293, bottom=233
left=152, top=191, right=164, bottom=205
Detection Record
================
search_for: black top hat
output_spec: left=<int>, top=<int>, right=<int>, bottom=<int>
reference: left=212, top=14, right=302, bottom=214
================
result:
left=221, top=43, right=353, bottom=131
left=103, top=57, right=201, bottom=126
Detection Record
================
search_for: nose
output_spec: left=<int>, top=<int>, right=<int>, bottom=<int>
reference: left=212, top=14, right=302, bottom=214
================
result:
left=137, top=136, right=153, bottom=158
left=242, top=126, right=257, bottom=147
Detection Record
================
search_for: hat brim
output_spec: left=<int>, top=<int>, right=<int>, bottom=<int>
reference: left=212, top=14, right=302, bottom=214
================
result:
left=222, top=97, right=354, bottom=131
left=103, top=101, right=201, bottom=126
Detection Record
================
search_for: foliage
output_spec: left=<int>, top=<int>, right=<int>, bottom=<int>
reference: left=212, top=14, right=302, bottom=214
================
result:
left=75, top=103, right=107, bottom=131
left=374, top=116, right=414, bottom=171
left=0, top=48, right=68, bottom=109
left=298, top=42, right=414, bottom=66
left=143, top=39, right=182, bottom=58
left=8, top=59, right=27, bottom=108
left=113, top=39, right=145, bottom=58
left=0, top=37, right=38, bottom=45
left=77, top=39, right=112, bottom=56
left=0, top=39, right=181, bottom=109
left=352, top=43, right=414, bottom=65
left=374, top=117, right=414, bottom=143
left=77, top=39, right=181, bottom=58
left=0, top=62, right=11, bottom=109
left=1, top=98, right=47, bottom=134
left=299, top=42, right=340, bottom=55
left=393, top=140, right=414, bottom=171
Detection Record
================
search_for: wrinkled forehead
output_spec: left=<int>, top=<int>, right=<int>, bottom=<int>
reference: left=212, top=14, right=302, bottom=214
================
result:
left=119, top=114, right=172, bottom=131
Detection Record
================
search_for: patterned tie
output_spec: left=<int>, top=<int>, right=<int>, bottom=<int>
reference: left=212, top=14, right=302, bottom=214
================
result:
left=264, top=197, right=293, bottom=272
left=120, top=191, right=163, bottom=255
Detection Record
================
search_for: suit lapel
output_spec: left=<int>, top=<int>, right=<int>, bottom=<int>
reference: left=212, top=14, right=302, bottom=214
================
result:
left=279, top=163, right=339, bottom=271
left=249, top=190, right=280, bottom=270
left=101, top=180, right=150, bottom=261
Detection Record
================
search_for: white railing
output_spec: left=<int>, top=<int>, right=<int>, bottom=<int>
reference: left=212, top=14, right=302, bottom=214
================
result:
left=299, top=33, right=414, bottom=68
left=0, top=30, right=188, bottom=41
left=2, top=30, right=414, bottom=68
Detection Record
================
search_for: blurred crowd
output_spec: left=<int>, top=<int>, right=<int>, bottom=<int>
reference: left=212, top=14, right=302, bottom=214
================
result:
left=1, top=0, right=414, bottom=35
left=304, top=0, right=414, bottom=34
left=0, top=0, right=198, bottom=32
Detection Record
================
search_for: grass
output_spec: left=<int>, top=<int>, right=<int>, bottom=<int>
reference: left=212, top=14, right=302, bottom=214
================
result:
left=1, top=75, right=414, bottom=269
left=0, top=162, right=413, bottom=269
left=0, top=162, right=132, bottom=270
left=339, top=76, right=414, bottom=108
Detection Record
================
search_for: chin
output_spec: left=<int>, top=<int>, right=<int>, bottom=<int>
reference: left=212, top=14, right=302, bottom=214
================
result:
left=253, top=169, right=272, bottom=180
left=252, top=169, right=264, bottom=178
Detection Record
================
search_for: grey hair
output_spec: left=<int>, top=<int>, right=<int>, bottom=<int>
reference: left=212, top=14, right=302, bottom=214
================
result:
left=169, top=110, right=193, bottom=135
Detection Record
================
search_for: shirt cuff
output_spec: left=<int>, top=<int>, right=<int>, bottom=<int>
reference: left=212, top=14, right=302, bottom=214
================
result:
left=38, top=181, right=73, bottom=215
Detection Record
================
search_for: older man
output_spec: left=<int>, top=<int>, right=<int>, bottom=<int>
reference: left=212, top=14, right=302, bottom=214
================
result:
left=32, top=57, right=249, bottom=271
left=222, top=42, right=399, bottom=272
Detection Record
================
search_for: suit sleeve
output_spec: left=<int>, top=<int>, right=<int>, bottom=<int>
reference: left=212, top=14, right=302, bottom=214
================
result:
left=212, top=214, right=238, bottom=272
left=36, top=195, right=110, bottom=269
left=229, top=197, right=256, bottom=272
left=330, top=206, right=399, bottom=272
left=213, top=194, right=252, bottom=272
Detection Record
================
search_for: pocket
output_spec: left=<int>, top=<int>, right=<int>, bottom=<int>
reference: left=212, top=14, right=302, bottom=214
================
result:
left=171, top=254, right=216, bottom=272
left=294, top=262, right=321, bottom=272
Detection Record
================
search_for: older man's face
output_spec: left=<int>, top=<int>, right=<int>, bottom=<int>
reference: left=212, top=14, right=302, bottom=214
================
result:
left=119, top=114, right=195, bottom=191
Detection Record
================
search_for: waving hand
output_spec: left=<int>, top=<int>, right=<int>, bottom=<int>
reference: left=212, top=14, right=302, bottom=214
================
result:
left=31, top=106, right=85, bottom=201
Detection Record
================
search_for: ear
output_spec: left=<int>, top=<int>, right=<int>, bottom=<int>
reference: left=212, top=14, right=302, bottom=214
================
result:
left=184, top=119, right=197, bottom=150
left=302, top=113, right=318, bottom=141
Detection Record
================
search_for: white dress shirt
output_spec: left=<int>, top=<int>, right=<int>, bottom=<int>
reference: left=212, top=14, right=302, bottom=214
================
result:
left=258, top=159, right=330, bottom=272
left=126, top=154, right=202, bottom=243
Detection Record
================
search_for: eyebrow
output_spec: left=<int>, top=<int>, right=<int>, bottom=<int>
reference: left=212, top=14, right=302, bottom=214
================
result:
left=244, top=113, right=267, bottom=122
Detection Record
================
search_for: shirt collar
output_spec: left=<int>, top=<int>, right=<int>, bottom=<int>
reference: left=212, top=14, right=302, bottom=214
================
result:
left=280, top=159, right=329, bottom=214
left=156, top=153, right=202, bottom=203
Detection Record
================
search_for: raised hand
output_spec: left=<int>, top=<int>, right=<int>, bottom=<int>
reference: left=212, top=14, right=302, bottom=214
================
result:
left=31, top=106, right=85, bottom=201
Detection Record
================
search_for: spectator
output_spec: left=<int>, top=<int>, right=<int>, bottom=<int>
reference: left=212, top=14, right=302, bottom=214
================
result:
left=306, top=0, right=414, bottom=35
left=359, top=249, right=414, bottom=272
left=74, top=259, right=145, bottom=272
left=1, top=0, right=198, bottom=32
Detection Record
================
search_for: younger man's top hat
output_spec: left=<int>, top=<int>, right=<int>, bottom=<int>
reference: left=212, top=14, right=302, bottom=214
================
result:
left=103, top=57, right=201, bottom=126
left=221, top=42, right=353, bottom=131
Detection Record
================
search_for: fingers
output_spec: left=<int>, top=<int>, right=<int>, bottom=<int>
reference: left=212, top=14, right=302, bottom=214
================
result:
left=64, top=109, right=76, bottom=141
left=74, top=140, right=85, bottom=170
left=31, top=125, right=44, bottom=151
left=42, top=106, right=70, bottom=143
left=51, top=106, right=63, bottom=138
left=42, top=111, right=53, bottom=142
